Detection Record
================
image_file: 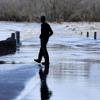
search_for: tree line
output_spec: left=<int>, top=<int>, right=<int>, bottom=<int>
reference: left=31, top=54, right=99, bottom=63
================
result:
left=0, top=0, right=100, bottom=22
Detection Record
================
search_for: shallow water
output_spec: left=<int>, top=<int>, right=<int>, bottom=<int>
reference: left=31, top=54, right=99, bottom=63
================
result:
left=0, top=22, right=100, bottom=100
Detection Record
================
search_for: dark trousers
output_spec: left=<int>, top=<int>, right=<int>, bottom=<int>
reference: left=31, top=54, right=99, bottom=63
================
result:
left=38, top=38, right=49, bottom=64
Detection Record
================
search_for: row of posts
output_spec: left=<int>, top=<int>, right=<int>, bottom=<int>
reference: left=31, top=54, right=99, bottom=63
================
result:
left=11, top=31, right=21, bottom=46
left=81, top=32, right=97, bottom=40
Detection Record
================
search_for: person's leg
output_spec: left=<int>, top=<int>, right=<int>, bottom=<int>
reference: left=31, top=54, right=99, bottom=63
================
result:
left=38, top=47, right=43, bottom=62
left=35, top=38, right=49, bottom=64
left=44, top=47, right=49, bottom=64
left=34, top=40, right=43, bottom=63
left=42, top=39, right=49, bottom=64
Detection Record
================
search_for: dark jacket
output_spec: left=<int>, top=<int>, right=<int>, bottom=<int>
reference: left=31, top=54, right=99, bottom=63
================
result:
left=40, top=23, right=53, bottom=39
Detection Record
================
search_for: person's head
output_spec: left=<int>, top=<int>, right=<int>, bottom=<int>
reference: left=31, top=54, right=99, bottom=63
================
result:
left=41, top=16, right=46, bottom=23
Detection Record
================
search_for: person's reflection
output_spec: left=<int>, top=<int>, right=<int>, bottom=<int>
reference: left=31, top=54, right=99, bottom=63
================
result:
left=39, top=64, right=52, bottom=100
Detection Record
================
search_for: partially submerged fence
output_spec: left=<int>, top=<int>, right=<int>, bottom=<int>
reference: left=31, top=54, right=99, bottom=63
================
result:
left=81, top=32, right=98, bottom=40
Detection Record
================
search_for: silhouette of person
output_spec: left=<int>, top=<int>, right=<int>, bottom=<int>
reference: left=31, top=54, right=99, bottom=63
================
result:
left=34, top=16, right=53, bottom=65
left=39, top=64, right=52, bottom=100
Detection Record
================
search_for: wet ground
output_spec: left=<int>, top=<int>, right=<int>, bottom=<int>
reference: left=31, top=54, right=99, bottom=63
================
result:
left=0, top=22, right=100, bottom=100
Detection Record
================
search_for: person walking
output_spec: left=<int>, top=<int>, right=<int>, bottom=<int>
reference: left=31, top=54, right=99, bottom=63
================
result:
left=34, top=16, right=53, bottom=65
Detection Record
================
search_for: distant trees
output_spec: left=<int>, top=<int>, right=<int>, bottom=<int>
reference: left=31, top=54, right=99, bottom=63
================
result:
left=0, top=0, right=100, bottom=22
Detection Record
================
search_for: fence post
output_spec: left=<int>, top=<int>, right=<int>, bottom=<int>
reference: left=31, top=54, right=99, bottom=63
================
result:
left=81, top=32, right=83, bottom=35
left=11, top=33, right=15, bottom=39
left=87, top=32, right=89, bottom=38
left=16, top=31, right=21, bottom=46
left=94, top=32, right=97, bottom=40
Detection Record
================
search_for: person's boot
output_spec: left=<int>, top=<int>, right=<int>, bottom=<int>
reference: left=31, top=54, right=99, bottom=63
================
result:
left=34, top=59, right=41, bottom=63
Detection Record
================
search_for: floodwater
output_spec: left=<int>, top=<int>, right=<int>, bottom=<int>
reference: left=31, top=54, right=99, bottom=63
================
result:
left=0, top=22, right=100, bottom=100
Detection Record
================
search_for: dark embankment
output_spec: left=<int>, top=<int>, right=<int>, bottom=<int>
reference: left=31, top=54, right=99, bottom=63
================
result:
left=0, top=39, right=16, bottom=56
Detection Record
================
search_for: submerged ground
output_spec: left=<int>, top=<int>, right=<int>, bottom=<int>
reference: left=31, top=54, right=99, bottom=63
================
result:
left=0, top=22, right=100, bottom=100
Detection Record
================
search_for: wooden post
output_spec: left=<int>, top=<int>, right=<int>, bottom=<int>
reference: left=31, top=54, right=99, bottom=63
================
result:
left=11, top=33, right=16, bottom=52
left=87, top=32, right=89, bottom=38
left=16, top=31, right=21, bottom=46
left=81, top=32, right=83, bottom=35
left=94, top=32, right=97, bottom=40
left=11, top=33, right=15, bottom=39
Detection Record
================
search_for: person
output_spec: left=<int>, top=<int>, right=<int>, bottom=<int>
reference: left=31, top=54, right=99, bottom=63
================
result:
left=34, top=16, right=53, bottom=65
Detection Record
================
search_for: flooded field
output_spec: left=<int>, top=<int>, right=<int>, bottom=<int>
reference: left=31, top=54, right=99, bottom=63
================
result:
left=0, top=22, right=100, bottom=100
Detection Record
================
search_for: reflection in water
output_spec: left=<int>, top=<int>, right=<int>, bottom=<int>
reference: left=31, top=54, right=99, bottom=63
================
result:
left=50, top=62, right=91, bottom=79
left=39, top=64, right=52, bottom=100
left=0, top=61, right=16, bottom=64
left=0, top=61, right=5, bottom=64
left=16, top=46, right=20, bottom=53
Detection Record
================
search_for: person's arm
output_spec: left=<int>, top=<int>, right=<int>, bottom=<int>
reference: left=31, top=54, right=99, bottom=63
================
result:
left=39, top=24, right=42, bottom=39
left=48, top=25, right=53, bottom=37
